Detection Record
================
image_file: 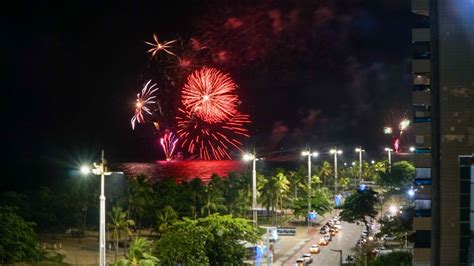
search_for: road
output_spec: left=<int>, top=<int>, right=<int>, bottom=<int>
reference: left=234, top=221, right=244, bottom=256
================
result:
left=283, top=221, right=364, bottom=266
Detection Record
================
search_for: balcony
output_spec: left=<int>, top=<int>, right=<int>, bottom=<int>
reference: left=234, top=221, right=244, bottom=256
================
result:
left=413, top=90, right=431, bottom=105
left=413, top=59, right=431, bottom=73
left=412, top=28, right=430, bottom=43
left=412, top=0, right=429, bottom=16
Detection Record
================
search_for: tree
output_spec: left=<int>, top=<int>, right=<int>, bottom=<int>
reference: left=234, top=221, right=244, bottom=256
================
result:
left=127, top=175, right=153, bottom=228
left=154, top=205, right=178, bottom=236
left=154, top=219, right=210, bottom=264
left=154, top=214, right=258, bottom=265
left=340, top=188, right=378, bottom=226
left=379, top=161, right=415, bottom=189
left=318, top=161, right=333, bottom=188
left=0, top=206, right=43, bottom=262
left=291, top=187, right=333, bottom=219
left=372, top=251, right=412, bottom=266
left=108, top=207, right=135, bottom=262
left=201, top=175, right=227, bottom=216
left=377, top=207, right=414, bottom=247
left=116, top=237, right=159, bottom=266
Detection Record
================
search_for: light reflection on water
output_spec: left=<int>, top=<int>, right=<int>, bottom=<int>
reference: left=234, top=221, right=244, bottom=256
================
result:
left=119, top=160, right=245, bottom=182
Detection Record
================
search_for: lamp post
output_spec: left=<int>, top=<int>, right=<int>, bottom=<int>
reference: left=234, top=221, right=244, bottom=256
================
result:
left=302, top=150, right=319, bottom=226
left=355, top=147, right=365, bottom=181
left=384, top=147, right=393, bottom=171
left=330, top=148, right=343, bottom=196
left=80, top=150, right=123, bottom=266
left=243, top=153, right=260, bottom=227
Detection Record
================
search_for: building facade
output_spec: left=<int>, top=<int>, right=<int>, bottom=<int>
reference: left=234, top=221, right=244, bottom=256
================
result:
left=411, top=0, right=474, bottom=265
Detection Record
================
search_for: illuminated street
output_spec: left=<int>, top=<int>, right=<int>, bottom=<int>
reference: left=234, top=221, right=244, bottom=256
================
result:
left=283, top=221, right=364, bottom=266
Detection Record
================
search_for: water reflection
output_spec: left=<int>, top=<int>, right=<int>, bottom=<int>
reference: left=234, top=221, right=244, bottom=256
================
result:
left=120, top=160, right=245, bottom=182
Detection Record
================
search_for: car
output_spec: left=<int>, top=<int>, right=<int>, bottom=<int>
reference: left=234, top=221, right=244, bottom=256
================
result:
left=383, top=234, right=396, bottom=241
left=296, top=258, right=307, bottom=266
left=320, top=227, right=327, bottom=234
left=309, top=244, right=320, bottom=254
left=324, top=233, right=332, bottom=242
left=318, top=238, right=329, bottom=246
left=335, top=220, right=341, bottom=225
left=302, top=253, right=313, bottom=264
left=334, top=224, right=342, bottom=230
left=329, top=228, right=337, bottom=236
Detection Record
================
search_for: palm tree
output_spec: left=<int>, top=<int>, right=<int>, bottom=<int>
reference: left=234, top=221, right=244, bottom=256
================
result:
left=155, top=205, right=178, bottom=236
left=128, top=175, right=153, bottom=231
left=116, top=237, right=159, bottom=266
left=318, top=161, right=334, bottom=188
left=273, top=171, right=290, bottom=224
left=108, top=206, right=135, bottom=262
left=201, top=175, right=228, bottom=216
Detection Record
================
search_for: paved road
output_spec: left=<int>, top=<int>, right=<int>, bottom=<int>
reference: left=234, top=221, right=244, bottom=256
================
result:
left=283, top=221, right=364, bottom=266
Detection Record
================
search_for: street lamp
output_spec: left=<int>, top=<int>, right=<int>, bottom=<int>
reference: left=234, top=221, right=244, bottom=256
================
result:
left=355, top=147, right=365, bottom=181
left=243, top=152, right=260, bottom=227
left=302, top=150, right=319, bottom=226
left=384, top=147, right=393, bottom=171
left=409, top=146, right=416, bottom=152
left=330, top=148, right=343, bottom=196
left=80, top=150, right=123, bottom=266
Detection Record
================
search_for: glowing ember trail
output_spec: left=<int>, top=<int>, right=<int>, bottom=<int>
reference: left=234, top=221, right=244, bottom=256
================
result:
left=145, top=33, right=178, bottom=57
left=176, top=108, right=250, bottom=160
left=131, top=80, right=159, bottom=130
left=160, top=132, right=179, bottom=161
left=181, top=67, right=239, bottom=123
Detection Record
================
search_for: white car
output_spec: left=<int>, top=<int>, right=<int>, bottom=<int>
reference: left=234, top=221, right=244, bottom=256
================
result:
left=383, top=234, right=396, bottom=241
left=309, top=244, right=320, bottom=254
left=302, top=253, right=313, bottom=264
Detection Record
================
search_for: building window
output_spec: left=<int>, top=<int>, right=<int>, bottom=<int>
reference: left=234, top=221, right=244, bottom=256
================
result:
left=412, top=14, right=430, bottom=28
left=414, top=178, right=432, bottom=186
left=414, top=104, right=431, bottom=122
left=414, top=230, right=431, bottom=248
left=413, top=73, right=431, bottom=91
left=415, top=199, right=431, bottom=217
left=416, top=168, right=431, bottom=179
left=413, top=42, right=430, bottom=59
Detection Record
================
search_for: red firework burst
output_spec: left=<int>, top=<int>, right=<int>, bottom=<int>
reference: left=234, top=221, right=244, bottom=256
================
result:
left=181, top=67, right=239, bottom=123
left=176, top=108, right=250, bottom=160
left=160, top=132, right=178, bottom=161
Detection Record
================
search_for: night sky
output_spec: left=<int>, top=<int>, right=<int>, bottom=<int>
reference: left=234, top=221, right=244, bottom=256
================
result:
left=4, top=0, right=412, bottom=189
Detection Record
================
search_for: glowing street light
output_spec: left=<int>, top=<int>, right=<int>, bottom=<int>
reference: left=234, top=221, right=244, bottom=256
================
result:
left=302, top=150, right=319, bottom=226
left=80, top=150, right=123, bottom=266
left=330, top=148, right=343, bottom=196
left=243, top=152, right=260, bottom=227
left=80, top=166, right=91, bottom=175
left=355, top=147, right=365, bottom=181
left=409, top=146, right=416, bottom=152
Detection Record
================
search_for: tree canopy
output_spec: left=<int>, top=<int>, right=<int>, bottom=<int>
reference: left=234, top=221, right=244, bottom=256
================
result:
left=154, top=214, right=258, bottom=265
left=340, top=188, right=378, bottom=225
left=0, top=206, right=43, bottom=262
